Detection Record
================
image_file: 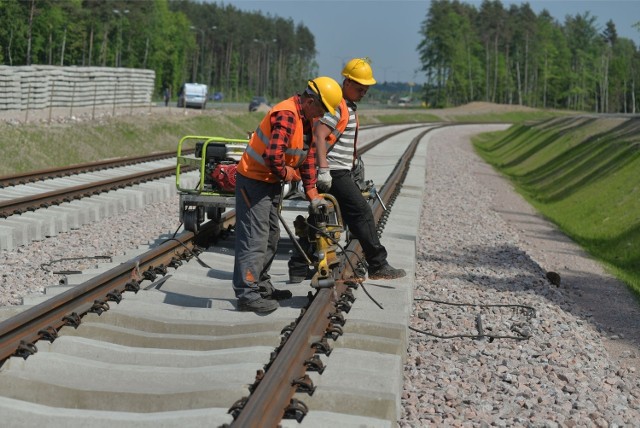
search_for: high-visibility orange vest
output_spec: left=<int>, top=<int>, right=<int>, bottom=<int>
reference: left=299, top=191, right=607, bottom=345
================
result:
left=326, top=99, right=349, bottom=145
left=237, top=97, right=308, bottom=183
left=322, top=98, right=352, bottom=152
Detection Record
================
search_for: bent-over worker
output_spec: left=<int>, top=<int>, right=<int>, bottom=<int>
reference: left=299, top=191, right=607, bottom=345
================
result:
left=233, top=77, right=343, bottom=313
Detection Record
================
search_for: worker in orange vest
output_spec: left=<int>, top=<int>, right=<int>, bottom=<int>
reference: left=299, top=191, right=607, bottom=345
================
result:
left=233, top=77, right=343, bottom=313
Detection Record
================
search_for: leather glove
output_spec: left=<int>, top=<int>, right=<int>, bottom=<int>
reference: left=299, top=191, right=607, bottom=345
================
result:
left=283, top=166, right=301, bottom=182
left=317, top=167, right=332, bottom=192
left=310, top=197, right=332, bottom=215
left=306, top=188, right=333, bottom=214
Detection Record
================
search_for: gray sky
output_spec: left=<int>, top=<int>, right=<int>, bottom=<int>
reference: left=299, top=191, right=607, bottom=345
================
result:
left=216, top=0, right=640, bottom=84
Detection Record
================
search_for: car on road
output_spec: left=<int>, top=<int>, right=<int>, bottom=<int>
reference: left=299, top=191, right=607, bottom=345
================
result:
left=177, top=83, right=208, bottom=109
left=249, top=96, right=269, bottom=112
left=397, top=96, right=412, bottom=107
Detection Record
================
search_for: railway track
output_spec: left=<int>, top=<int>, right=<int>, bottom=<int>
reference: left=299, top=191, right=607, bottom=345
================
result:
left=0, top=165, right=182, bottom=219
left=0, top=124, right=433, bottom=427
left=0, top=155, right=200, bottom=250
left=3, top=121, right=638, bottom=426
left=0, top=149, right=195, bottom=189
left=0, top=125, right=417, bottom=251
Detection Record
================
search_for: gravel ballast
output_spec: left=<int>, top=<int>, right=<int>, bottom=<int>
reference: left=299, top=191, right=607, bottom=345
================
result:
left=0, top=199, right=181, bottom=306
left=1, top=123, right=639, bottom=426
left=401, top=125, right=640, bottom=426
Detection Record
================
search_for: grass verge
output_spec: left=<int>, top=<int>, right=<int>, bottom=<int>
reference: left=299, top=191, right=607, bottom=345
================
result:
left=473, top=116, right=640, bottom=297
left=0, top=111, right=261, bottom=175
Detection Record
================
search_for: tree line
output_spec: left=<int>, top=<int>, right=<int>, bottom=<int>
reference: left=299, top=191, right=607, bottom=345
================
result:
left=0, top=0, right=318, bottom=102
left=418, top=0, right=640, bottom=113
left=4, top=0, right=638, bottom=113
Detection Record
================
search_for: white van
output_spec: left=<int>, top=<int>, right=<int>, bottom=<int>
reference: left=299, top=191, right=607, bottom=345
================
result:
left=177, top=83, right=208, bottom=109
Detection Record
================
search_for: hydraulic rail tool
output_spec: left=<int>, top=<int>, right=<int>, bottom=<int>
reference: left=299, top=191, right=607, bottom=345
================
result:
left=307, top=194, right=344, bottom=289
left=277, top=191, right=345, bottom=290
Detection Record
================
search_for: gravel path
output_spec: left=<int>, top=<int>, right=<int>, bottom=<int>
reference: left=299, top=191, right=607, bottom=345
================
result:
left=2, top=123, right=640, bottom=426
left=401, top=125, right=640, bottom=426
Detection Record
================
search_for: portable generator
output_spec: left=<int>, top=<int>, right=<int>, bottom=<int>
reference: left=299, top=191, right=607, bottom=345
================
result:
left=193, top=140, right=246, bottom=193
left=175, top=136, right=249, bottom=231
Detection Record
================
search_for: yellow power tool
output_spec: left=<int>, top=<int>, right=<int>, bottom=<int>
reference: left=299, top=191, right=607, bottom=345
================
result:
left=278, top=190, right=345, bottom=289
left=306, top=194, right=344, bottom=289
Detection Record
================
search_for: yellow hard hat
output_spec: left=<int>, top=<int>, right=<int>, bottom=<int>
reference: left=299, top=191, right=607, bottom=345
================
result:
left=342, top=57, right=376, bottom=86
left=308, top=76, right=343, bottom=115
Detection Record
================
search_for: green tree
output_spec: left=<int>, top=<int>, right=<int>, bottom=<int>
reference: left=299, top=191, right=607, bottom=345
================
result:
left=508, top=3, right=537, bottom=105
left=418, top=0, right=466, bottom=106
left=532, top=10, right=569, bottom=109
left=609, top=38, right=636, bottom=113
left=0, top=0, right=28, bottom=64
left=0, top=0, right=318, bottom=103
left=563, top=12, right=602, bottom=111
left=476, top=0, right=506, bottom=102
left=416, top=0, right=638, bottom=112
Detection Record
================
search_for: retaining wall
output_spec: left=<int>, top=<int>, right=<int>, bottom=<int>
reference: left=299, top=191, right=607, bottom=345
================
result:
left=0, top=66, right=155, bottom=111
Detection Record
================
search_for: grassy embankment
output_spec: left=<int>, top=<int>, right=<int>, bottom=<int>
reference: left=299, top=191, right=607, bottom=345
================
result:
left=473, top=116, right=640, bottom=297
left=0, top=104, right=559, bottom=175
left=0, top=111, right=260, bottom=175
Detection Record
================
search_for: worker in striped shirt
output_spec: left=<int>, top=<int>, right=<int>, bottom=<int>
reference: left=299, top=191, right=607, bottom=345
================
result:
left=289, top=58, right=406, bottom=282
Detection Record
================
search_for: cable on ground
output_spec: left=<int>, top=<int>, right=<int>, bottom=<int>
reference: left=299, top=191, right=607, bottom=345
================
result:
left=410, top=297, right=535, bottom=341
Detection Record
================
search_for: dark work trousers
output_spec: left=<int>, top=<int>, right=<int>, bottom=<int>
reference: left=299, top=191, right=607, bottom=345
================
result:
left=232, top=173, right=282, bottom=302
left=329, top=169, right=388, bottom=270
left=288, top=169, right=388, bottom=276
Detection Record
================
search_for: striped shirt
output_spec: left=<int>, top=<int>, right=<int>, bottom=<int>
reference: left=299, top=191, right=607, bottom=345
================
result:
left=321, top=100, right=357, bottom=171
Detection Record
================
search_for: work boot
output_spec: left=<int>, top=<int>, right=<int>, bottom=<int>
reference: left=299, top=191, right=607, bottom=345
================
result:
left=237, top=297, right=279, bottom=313
left=259, top=284, right=292, bottom=300
left=288, top=266, right=315, bottom=284
left=368, top=264, right=406, bottom=280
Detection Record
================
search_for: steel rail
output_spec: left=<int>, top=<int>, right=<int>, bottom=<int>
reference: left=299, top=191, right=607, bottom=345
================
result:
left=0, top=125, right=426, bottom=217
left=360, top=124, right=430, bottom=151
left=230, top=127, right=433, bottom=427
left=0, top=214, right=233, bottom=367
left=0, top=165, right=185, bottom=218
left=0, top=148, right=195, bottom=188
